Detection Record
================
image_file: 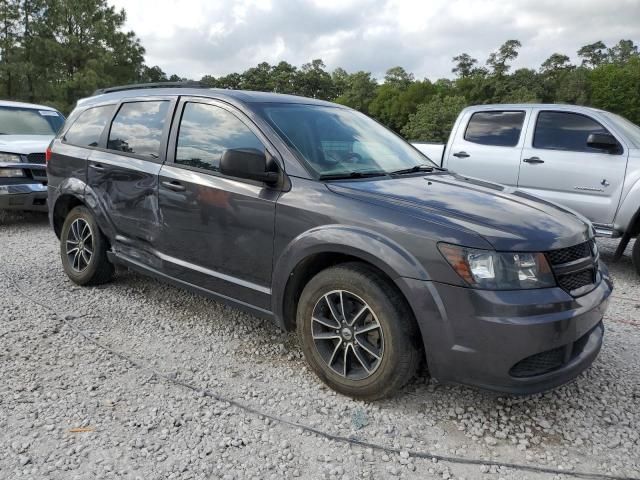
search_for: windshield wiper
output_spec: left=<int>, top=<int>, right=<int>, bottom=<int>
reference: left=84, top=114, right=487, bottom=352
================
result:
left=388, top=164, right=439, bottom=175
left=318, top=170, right=387, bottom=181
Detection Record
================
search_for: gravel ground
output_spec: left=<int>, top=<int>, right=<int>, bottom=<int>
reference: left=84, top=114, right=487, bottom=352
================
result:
left=1, top=211, right=639, bottom=480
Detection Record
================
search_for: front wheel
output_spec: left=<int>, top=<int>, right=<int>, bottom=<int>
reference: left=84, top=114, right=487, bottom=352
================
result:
left=297, top=263, right=421, bottom=400
left=60, top=206, right=114, bottom=286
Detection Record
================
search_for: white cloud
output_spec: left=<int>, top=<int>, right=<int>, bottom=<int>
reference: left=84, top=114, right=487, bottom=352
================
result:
left=109, top=0, right=640, bottom=80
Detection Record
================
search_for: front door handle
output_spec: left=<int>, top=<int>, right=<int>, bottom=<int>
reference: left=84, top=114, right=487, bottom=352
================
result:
left=523, top=157, right=545, bottom=164
left=90, top=163, right=106, bottom=171
left=453, top=151, right=470, bottom=158
left=161, top=180, right=186, bottom=192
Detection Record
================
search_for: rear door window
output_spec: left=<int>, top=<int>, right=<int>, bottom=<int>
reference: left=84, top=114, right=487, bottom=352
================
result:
left=175, top=102, right=264, bottom=172
left=107, top=101, right=170, bottom=159
left=533, top=111, right=617, bottom=153
left=464, top=111, right=526, bottom=147
left=64, top=105, right=115, bottom=147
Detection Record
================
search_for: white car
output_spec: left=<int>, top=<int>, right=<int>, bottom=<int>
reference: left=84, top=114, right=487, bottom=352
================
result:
left=0, top=100, right=65, bottom=212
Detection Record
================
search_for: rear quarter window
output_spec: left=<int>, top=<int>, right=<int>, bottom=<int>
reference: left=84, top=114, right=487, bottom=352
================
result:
left=107, top=101, right=170, bottom=159
left=63, top=105, right=116, bottom=147
left=464, top=111, right=526, bottom=147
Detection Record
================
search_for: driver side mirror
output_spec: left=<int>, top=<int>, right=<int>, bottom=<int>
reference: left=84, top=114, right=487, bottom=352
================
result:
left=220, top=148, right=280, bottom=184
left=587, top=133, right=620, bottom=153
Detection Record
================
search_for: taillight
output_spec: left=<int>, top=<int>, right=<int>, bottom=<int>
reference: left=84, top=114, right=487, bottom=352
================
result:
left=45, top=146, right=52, bottom=163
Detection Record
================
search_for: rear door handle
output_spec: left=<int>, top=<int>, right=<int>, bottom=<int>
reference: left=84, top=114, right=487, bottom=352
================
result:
left=523, top=157, right=545, bottom=164
left=453, top=151, right=470, bottom=158
left=90, top=163, right=106, bottom=171
left=161, top=180, right=186, bottom=192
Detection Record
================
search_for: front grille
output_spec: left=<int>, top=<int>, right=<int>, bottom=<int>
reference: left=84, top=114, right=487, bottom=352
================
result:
left=546, top=240, right=598, bottom=296
left=510, top=346, right=565, bottom=377
left=27, top=153, right=46, bottom=164
left=557, top=268, right=595, bottom=292
left=547, top=240, right=594, bottom=265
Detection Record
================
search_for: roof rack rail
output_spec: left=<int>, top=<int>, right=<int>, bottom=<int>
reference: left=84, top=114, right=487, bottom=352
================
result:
left=92, top=81, right=207, bottom=96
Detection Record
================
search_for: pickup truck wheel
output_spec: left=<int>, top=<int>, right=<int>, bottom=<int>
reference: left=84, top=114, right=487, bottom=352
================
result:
left=60, top=206, right=114, bottom=286
left=297, top=262, right=421, bottom=400
left=632, top=238, right=640, bottom=276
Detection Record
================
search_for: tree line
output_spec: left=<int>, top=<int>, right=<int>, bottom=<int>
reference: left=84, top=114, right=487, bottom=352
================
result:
left=1, top=1, right=638, bottom=142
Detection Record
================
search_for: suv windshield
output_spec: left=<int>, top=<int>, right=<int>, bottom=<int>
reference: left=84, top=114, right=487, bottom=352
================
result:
left=0, top=106, right=64, bottom=135
left=603, top=111, right=640, bottom=148
left=258, top=104, right=435, bottom=177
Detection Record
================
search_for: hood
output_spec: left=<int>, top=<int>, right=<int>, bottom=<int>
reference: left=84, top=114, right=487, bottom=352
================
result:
left=0, top=135, right=54, bottom=155
left=327, top=173, right=592, bottom=251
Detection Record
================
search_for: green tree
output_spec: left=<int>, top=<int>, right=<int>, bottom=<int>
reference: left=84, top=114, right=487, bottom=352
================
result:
left=486, top=39, right=521, bottom=76
left=334, top=71, right=378, bottom=113
left=540, top=53, right=572, bottom=74
left=25, top=0, right=147, bottom=111
left=608, top=39, right=639, bottom=64
left=241, top=61, right=272, bottom=91
left=401, top=95, right=467, bottom=142
left=578, top=41, right=608, bottom=68
left=199, top=74, right=217, bottom=87
left=295, top=59, right=333, bottom=99
left=216, top=72, right=243, bottom=89
left=384, top=66, right=414, bottom=89
left=452, top=53, right=477, bottom=78
left=0, top=0, right=20, bottom=98
left=139, top=65, right=168, bottom=83
left=590, top=57, right=640, bottom=124
left=553, top=67, right=591, bottom=105
left=271, top=61, right=297, bottom=94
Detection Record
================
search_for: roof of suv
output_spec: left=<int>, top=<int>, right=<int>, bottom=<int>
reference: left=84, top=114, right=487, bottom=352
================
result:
left=79, top=87, right=339, bottom=109
left=0, top=99, right=59, bottom=111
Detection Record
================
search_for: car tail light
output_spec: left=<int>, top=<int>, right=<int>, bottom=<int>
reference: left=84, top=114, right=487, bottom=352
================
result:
left=45, top=146, right=52, bottom=163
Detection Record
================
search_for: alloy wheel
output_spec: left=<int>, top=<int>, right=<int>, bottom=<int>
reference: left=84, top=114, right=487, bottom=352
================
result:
left=311, top=290, right=384, bottom=380
left=66, top=218, right=94, bottom=273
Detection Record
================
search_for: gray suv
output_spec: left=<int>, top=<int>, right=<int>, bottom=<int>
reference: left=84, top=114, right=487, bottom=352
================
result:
left=47, top=84, right=612, bottom=399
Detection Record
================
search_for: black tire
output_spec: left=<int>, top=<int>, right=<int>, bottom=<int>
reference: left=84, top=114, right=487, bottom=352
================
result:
left=632, top=238, right=640, bottom=276
left=297, top=262, right=421, bottom=400
left=60, top=206, right=114, bottom=286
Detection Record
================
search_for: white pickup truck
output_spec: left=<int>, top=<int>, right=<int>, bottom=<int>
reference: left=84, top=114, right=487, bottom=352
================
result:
left=412, top=103, right=640, bottom=274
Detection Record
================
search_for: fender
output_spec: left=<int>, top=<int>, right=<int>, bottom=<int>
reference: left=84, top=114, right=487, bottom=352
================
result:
left=613, top=177, right=640, bottom=260
left=614, top=177, right=640, bottom=234
left=271, top=224, right=433, bottom=324
left=49, top=177, right=88, bottom=236
left=270, top=224, right=450, bottom=379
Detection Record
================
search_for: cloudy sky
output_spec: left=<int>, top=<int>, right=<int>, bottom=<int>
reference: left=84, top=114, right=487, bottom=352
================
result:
left=109, top=0, right=640, bottom=81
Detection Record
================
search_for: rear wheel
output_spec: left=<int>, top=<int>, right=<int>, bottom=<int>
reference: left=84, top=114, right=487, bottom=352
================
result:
left=632, top=238, right=640, bottom=276
left=297, top=262, right=421, bottom=400
left=60, top=206, right=114, bottom=285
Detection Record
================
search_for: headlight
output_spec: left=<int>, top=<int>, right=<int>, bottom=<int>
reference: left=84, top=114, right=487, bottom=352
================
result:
left=0, top=168, right=25, bottom=178
left=438, top=243, right=555, bottom=289
left=0, top=152, right=22, bottom=163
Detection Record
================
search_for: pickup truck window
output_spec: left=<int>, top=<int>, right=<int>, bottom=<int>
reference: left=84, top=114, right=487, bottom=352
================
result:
left=63, top=105, right=115, bottom=147
left=533, top=111, right=616, bottom=153
left=464, top=111, right=525, bottom=147
left=175, top=102, right=264, bottom=172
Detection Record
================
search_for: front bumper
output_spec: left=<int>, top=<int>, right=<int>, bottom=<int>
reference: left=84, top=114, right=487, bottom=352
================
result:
left=0, top=182, right=48, bottom=212
left=406, top=262, right=612, bottom=394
